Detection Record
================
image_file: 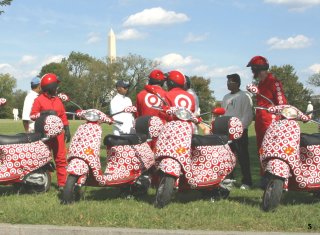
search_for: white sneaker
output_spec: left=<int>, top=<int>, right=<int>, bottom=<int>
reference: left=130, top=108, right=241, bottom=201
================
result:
left=240, top=184, right=251, bottom=190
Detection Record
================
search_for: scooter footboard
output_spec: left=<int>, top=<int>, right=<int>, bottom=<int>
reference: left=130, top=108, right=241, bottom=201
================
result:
left=67, top=158, right=89, bottom=176
left=264, top=158, right=290, bottom=179
left=158, top=158, right=181, bottom=178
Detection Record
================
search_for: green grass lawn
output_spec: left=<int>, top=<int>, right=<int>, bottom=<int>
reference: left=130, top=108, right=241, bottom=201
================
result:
left=0, top=119, right=320, bottom=232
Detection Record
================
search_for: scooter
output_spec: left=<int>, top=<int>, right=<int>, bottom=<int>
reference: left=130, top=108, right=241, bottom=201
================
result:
left=143, top=85, right=243, bottom=208
left=247, top=84, right=320, bottom=211
left=0, top=99, right=64, bottom=193
left=60, top=96, right=162, bottom=204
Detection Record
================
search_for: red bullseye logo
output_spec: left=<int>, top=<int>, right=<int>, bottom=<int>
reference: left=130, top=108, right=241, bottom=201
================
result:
left=174, top=95, right=192, bottom=110
left=145, top=93, right=161, bottom=108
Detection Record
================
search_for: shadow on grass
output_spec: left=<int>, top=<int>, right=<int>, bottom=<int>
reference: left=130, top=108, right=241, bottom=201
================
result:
left=228, top=189, right=320, bottom=210
left=0, top=185, right=20, bottom=196
left=79, top=186, right=156, bottom=204
left=76, top=186, right=232, bottom=206
left=281, top=191, right=320, bottom=206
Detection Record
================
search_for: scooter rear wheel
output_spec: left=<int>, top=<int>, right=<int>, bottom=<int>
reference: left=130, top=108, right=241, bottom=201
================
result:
left=22, top=170, right=51, bottom=194
left=154, top=174, right=175, bottom=208
left=61, top=175, right=80, bottom=204
left=262, top=177, right=284, bottom=212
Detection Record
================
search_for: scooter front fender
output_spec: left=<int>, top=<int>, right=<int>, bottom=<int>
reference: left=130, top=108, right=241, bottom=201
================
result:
left=158, top=158, right=181, bottom=178
left=264, top=158, right=290, bottom=179
left=67, top=158, right=89, bottom=176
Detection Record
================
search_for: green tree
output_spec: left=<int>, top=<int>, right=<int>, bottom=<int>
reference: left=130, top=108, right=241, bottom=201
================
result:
left=37, top=52, right=158, bottom=112
left=307, top=72, right=320, bottom=114
left=0, top=73, right=16, bottom=118
left=115, top=54, right=159, bottom=104
left=307, top=72, right=320, bottom=87
left=189, top=76, right=215, bottom=114
left=12, top=89, right=27, bottom=118
left=0, top=0, right=12, bottom=15
left=253, top=65, right=312, bottom=112
left=65, top=52, right=111, bottom=111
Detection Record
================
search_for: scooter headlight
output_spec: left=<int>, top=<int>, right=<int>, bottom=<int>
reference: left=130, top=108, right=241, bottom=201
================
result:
left=281, top=107, right=298, bottom=119
left=174, top=107, right=193, bottom=121
left=84, top=110, right=100, bottom=122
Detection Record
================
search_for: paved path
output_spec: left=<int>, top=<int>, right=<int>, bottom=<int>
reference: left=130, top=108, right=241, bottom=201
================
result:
left=1, top=224, right=319, bottom=235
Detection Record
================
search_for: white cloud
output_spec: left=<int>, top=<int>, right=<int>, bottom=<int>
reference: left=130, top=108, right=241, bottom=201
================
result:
left=264, top=0, right=320, bottom=11
left=0, top=63, right=13, bottom=71
left=309, top=64, right=320, bottom=73
left=1, top=55, right=65, bottom=83
left=155, top=53, right=200, bottom=70
left=87, top=32, right=101, bottom=44
left=41, top=55, right=65, bottom=66
left=117, top=28, right=146, bottom=40
left=123, top=7, right=189, bottom=27
left=267, top=35, right=312, bottom=49
left=20, top=55, right=37, bottom=65
left=184, top=32, right=209, bottom=43
left=153, top=53, right=255, bottom=99
left=0, top=63, right=26, bottom=81
left=204, top=66, right=242, bottom=78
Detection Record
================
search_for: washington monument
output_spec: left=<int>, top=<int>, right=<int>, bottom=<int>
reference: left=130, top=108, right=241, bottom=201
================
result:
left=108, top=28, right=116, bottom=62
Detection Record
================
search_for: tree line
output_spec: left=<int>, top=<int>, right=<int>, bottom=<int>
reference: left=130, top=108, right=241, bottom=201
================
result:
left=1, top=51, right=319, bottom=119
left=0, top=52, right=215, bottom=118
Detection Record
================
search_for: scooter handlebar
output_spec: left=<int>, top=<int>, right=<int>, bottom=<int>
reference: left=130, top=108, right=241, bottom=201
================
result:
left=255, top=105, right=311, bottom=122
left=110, top=106, right=137, bottom=117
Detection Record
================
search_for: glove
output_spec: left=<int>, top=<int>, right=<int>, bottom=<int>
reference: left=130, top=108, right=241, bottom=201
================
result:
left=196, top=117, right=203, bottom=124
left=191, top=116, right=202, bottom=124
left=64, top=125, right=71, bottom=143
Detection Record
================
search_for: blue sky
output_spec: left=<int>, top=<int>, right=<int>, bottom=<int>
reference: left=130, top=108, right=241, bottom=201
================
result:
left=1, top=0, right=320, bottom=100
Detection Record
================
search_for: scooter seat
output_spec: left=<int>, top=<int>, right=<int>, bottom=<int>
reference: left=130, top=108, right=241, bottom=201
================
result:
left=300, top=133, right=320, bottom=147
left=104, top=133, right=147, bottom=147
left=0, top=133, right=42, bottom=145
left=191, top=134, right=229, bottom=147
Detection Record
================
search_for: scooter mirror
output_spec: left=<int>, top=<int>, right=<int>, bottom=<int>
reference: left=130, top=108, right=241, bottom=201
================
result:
left=212, top=107, right=225, bottom=116
left=144, top=85, right=156, bottom=94
left=0, top=98, right=7, bottom=106
left=57, top=93, right=70, bottom=102
left=246, top=84, right=259, bottom=94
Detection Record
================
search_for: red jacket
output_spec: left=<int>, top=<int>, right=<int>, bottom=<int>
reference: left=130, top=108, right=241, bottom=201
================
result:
left=165, top=87, right=196, bottom=113
left=255, top=73, right=287, bottom=149
left=31, top=93, right=69, bottom=126
left=136, top=85, right=167, bottom=117
left=257, top=73, right=287, bottom=108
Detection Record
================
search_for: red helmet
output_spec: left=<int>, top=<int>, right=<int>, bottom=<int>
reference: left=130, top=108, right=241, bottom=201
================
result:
left=41, top=73, right=60, bottom=87
left=149, top=69, right=165, bottom=81
left=40, top=73, right=60, bottom=95
left=246, top=56, right=269, bottom=71
left=167, top=70, right=185, bottom=87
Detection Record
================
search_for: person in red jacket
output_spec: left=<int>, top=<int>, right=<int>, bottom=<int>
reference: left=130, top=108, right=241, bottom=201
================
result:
left=247, top=56, right=287, bottom=150
left=247, top=56, right=287, bottom=187
left=31, top=73, right=71, bottom=190
left=165, top=70, right=196, bottom=114
left=136, top=69, right=167, bottom=117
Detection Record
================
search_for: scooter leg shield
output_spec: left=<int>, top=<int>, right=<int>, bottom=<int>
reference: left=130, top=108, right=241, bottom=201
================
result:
left=67, top=158, right=89, bottom=176
left=265, top=159, right=290, bottom=179
left=158, top=158, right=181, bottom=178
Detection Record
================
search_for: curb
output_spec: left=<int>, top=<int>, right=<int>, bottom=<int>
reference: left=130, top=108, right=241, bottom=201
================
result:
left=1, top=224, right=319, bottom=235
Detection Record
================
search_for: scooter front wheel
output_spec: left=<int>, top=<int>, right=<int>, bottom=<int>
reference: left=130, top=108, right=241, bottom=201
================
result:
left=154, top=174, right=176, bottom=208
left=61, top=175, right=80, bottom=204
left=262, top=177, right=284, bottom=212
